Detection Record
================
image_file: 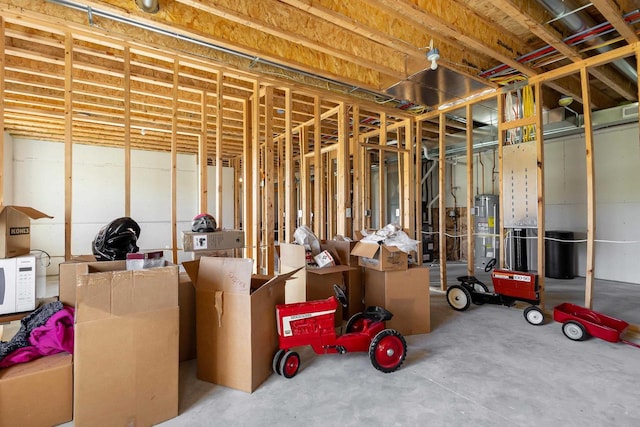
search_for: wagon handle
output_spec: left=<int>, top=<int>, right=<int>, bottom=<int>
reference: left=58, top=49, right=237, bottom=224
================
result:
left=620, top=339, right=640, bottom=349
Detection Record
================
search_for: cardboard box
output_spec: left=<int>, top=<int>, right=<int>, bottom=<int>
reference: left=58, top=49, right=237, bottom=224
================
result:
left=278, top=243, right=307, bottom=303
left=74, top=265, right=179, bottom=426
left=58, top=257, right=125, bottom=306
left=363, top=266, right=430, bottom=335
left=182, top=230, right=244, bottom=252
left=179, top=271, right=197, bottom=362
left=306, top=266, right=347, bottom=326
left=0, top=205, right=52, bottom=259
left=0, top=353, right=73, bottom=427
left=321, top=240, right=364, bottom=318
left=352, top=241, right=408, bottom=271
left=0, top=255, right=36, bottom=315
left=183, top=257, right=300, bottom=393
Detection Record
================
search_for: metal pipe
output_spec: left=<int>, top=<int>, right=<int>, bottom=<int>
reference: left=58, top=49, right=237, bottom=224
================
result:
left=536, top=0, right=638, bottom=82
left=46, top=0, right=399, bottom=105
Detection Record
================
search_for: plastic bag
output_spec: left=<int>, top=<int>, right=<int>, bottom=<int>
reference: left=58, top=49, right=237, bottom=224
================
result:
left=293, top=225, right=321, bottom=255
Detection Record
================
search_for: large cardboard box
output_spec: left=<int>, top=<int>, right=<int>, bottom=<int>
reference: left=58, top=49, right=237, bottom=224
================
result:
left=0, top=205, right=52, bottom=259
left=182, top=230, right=244, bottom=252
left=352, top=241, right=408, bottom=272
left=306, top=266, right=347, bottom=326
left=58, top=257, right=125, bottom=306
left=321, top=240, right=364, bottom=318
left=0, top=353, right=73, bottom=427
left=279, top=243, right=355, bottom=313
left=363, top=266, right=430, bottom=335
left=179, top=271, right=197, bottom=362
left=183, top=257, right=300, bottom=393
left=73, top=265, right=179, bottom=426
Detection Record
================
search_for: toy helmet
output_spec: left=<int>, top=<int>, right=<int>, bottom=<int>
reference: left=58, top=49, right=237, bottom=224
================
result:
left=192, top=213, right=217, bottom=233
left=92, top=217, right=141, bottom=261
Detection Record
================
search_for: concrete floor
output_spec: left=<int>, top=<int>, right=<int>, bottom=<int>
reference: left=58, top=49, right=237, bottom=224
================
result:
left=156, top=265, right=640, bottom=427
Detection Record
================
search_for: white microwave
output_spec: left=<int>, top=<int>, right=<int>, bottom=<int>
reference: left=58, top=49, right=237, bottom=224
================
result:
left=0, top=255, right=36, bottom=315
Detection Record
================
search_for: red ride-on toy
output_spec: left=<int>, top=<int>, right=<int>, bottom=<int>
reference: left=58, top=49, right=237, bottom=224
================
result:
left=445, top=260, right=544, bottom=325
left=272, top=284, right=407, bottom=378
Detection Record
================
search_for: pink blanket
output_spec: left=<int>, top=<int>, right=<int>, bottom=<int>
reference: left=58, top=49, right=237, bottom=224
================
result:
left=0, top=306, right=74, bottom=368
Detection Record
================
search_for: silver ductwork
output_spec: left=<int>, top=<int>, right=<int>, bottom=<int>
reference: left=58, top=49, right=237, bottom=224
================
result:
left=536, top=0, right=638, bottom=82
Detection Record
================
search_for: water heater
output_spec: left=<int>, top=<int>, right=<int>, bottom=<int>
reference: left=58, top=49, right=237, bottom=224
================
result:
left=474, top=194, right=499, bottom=270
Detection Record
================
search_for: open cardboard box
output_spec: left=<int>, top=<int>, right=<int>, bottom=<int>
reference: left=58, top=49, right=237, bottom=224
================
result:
left=0, top=353, right=73, bottom=427
left=73, top=265, right=180, bottom=426
left=363, top=266, right=430, bottom=336
left=183, top=257, right=301, bottom=393
left=0, top=205, right=52, bottom=258
left=352, top=241, right=408, bottom=272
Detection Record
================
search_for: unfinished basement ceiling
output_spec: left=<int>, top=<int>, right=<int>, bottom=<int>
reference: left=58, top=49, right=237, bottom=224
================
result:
left=0, top=0, right=638, bottom=156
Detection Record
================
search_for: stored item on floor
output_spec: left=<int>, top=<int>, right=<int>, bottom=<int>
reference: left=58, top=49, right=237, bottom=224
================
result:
left=553, top=302, right=640, bottom=348
left=0, top=255, right=36, bottom=315
left=0, top=352, right=73, bottom=427
left=362, top=266, right=431, bottom=335
left=182, top=257, right=301, bottom=393
left=191, top=213, right=217, bottom=232
left=273, top=284, right=407, bottom=379
left=0, top=205, right=53, bottom=259
left=182, top=229, right=244, bottom=252
left=73, top=265, right=179, bottom=426
left=446, top=269, right=544, bottom=326
left=545, top=230, right=576, bottom=279
left=92, top=217, right=141, bottom=261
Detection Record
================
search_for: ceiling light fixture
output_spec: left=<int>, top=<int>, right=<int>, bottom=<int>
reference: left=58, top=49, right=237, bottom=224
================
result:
left=425, top=39, right=440, bottom=71
left=559, top=95, right=574, bottom=107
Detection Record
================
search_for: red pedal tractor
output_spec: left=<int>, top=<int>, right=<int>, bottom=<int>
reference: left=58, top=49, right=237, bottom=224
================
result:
left=272, top=285, right=407, bottom=378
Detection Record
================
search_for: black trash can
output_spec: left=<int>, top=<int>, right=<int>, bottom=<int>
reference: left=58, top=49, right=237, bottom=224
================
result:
left=545, top=230, right=575, bottom=279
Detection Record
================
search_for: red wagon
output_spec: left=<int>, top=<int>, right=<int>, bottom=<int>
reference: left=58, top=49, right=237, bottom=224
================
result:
left=553, top=302, right=640, bottom=348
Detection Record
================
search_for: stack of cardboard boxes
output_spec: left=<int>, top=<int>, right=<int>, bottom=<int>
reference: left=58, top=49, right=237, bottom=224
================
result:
left=0, top=205, right=75, bottom=427
left=352, top=239, right=431, bottom=336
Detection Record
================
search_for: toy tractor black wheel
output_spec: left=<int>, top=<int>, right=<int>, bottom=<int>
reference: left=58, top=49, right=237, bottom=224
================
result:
left=272, top=349, right=286, bottom=375
left=369, top=329, right=407, bottom=373
left=279, top=350, right=300, bottom=378
left=446, top=285, right=471, bottom=311
left=471, top=282, right=489, bottom=305
left=562, top=321, right=587, bottom=341
left=524, top=306, right=545, bottom=325
left=346, top=312, right=367, bottom=333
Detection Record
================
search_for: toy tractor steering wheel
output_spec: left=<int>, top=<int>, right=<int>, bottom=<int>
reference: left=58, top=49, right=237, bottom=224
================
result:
left=333, top=284, right=348, bottom=308
left=484, top=258, right=496, bottom=272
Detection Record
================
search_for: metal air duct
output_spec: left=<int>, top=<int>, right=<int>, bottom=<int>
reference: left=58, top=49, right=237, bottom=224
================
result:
left=136, top=0, right=159, bottom=14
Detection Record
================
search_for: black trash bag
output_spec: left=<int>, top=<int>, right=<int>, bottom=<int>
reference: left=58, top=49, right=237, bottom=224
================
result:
left=92, top=217, right=141, bottom=261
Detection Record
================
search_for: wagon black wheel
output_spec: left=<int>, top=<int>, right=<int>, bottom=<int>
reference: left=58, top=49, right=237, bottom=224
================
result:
left=524, top=306, right=544, bottom=325
left=272, top=349, right=286, bottom=375
left=446, top=285, right=471, bottom=311
left=562, top=320, right=587, bottom=341
left=369, top=329, right=407, bottom=373
left=279, top=351, right=300, bottom=378
left=346, top=312, right=367, bottom=333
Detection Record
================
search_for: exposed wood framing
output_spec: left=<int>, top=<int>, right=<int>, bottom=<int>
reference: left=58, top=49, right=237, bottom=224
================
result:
left=171, top=58, right=179, bottom=264
left=64, top=32, right=72, bottom=260
left=216, top=72, right=223, bottom=224
left=199, top=90, right=208, bottom=212
left=124, top=46, right=131, bottom=216
left=438, top=114, right=447, bottom=291
left=264, top=86, right=275, bottom=274
left=466, top=103, right=474, bottom=277
left=534, top=82, right=546, bottom=308
left=0, top=17, right=4, bottom=205
left=581, top=66, right=596, bottom=309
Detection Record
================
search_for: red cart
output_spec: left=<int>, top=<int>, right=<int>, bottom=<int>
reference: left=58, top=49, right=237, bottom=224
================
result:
left=553, top=302, right=640, bottom=348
